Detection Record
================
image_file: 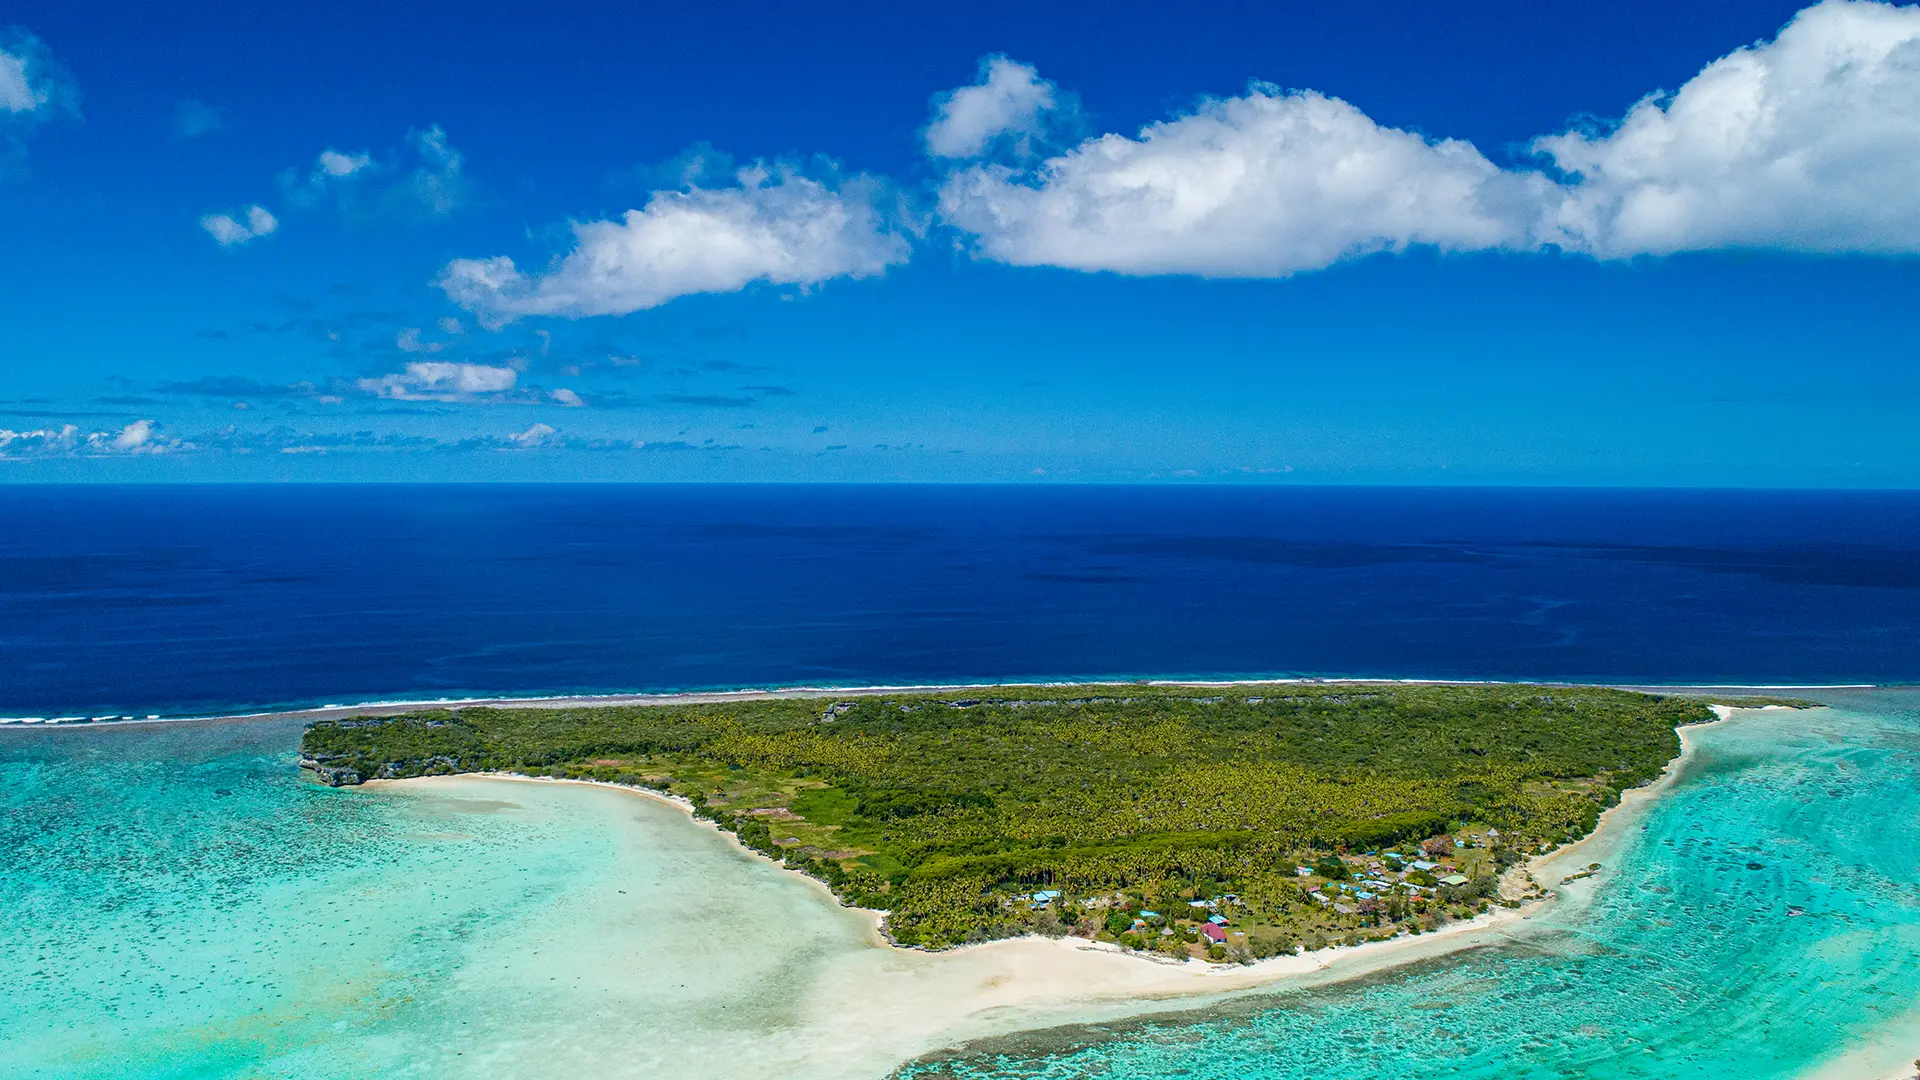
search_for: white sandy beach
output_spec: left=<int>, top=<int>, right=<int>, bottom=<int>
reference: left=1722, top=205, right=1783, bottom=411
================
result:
left=373, top=705, right=1737, bottom=1076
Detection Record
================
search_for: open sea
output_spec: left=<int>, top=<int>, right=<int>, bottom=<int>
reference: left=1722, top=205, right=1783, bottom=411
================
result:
left=3, top=485, right=1919, bottom=1079
left=5, top=484, right=1920, bottom=718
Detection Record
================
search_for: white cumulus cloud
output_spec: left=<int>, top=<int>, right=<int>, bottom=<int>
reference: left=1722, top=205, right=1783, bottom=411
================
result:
left=199, top=205, right=279, bottom=246
left=438, top=163, right=909, bottom=322
left=934, top=2, right=1920, bottom=277
left=112, top=419, right=154, bottom=451
left=550, top=388, right=585, bottom=407
left=396, top=324, right=467, bottom=353
left=938, top=82, right=1545, bottom=277
left=1536, top=0, right=1920, bottom=256
left=925, top=56, right=1067, bottom=159
left=355, top=361, right=518, bottom=402
left=0, top=424, right=78, bottom=456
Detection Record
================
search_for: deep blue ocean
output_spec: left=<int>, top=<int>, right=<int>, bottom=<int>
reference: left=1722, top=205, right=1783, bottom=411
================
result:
left=5, top=484, right=1920, bottom=717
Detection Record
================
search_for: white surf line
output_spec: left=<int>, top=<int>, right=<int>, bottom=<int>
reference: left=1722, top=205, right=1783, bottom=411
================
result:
left=1, top=677, right=1879, bottom=728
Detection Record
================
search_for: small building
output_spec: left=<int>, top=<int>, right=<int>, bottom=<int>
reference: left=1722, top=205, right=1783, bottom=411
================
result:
left=1200, top=923, right=1227, bottom=944
left=1207, top=914, right=1228, bottom=926
left=1438, top=873, right=1471, bottom=888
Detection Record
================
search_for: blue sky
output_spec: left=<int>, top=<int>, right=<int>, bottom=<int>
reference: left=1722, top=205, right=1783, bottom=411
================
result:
left=2, top=0, right=1917, bottom=484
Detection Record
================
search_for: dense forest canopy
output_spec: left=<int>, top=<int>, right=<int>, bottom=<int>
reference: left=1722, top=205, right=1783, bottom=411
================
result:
left=301, top=684, right=1715, bottom=950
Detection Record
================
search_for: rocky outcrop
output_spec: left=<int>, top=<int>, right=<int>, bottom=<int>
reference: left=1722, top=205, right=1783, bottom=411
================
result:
left=300, top=752, right=471, bottom=786
left=300, top=757, right=364, bottom=786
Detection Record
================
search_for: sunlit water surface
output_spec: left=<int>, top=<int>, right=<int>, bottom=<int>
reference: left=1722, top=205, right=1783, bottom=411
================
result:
left=2, top=693, right=1917, bottom=1080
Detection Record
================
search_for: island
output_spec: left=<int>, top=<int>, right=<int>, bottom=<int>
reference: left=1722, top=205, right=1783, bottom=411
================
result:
left=298, top=682, right=1763, bottom=957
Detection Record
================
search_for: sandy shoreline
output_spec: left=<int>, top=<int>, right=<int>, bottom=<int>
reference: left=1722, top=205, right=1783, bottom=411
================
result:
left=1803, top=1015, right=1920, bottom=1080
left=1875, top=1054, right=1920, bottom=1080
left=371, top=706, right=1737, bottom=1073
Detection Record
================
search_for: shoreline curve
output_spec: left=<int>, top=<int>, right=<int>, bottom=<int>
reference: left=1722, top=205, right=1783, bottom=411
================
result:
left=364, top=708, right=1739, bottom=1074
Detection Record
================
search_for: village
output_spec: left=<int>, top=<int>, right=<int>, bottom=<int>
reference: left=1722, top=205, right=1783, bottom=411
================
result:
left=1009, top=826, right=1530, bottom=962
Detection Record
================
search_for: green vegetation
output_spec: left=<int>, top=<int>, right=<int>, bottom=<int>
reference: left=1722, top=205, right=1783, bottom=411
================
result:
left=1686, top=694, right=1822, bottom=710
left=300, top=683, right=1709, bottom=954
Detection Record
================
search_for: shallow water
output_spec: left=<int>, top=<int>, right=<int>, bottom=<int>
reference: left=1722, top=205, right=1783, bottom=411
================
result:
left=3, top=694, right=1917, bottom=1080
left=898, top=691, right=1920, bottom=1080
left=0, top=719, right=888, bottom=1079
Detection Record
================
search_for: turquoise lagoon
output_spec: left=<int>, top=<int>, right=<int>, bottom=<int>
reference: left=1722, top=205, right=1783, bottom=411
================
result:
left=0, top=718, right=911, bottom=1079
left=3, top=692, right=1919, bottom=1080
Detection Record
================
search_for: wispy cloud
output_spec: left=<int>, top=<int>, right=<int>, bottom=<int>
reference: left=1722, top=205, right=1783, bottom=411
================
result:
left=196, top=125, right=470, bottom=242
left=438, top=161, right=911, bottom=323
left=355, top=361, right=518, bottom=402
left=662, top=393, right=757, bottom=408
left=152, top=361, right=596, bottom=410
left=401, top=125, right=468, bottom=217
left=199, top=205, right=279, bottom=247
left=0, top=410, right=782, bottom=461
left=172, top=98, right=221, bottom=139
left=503, top=422, right=556, bottom=448
left=279, top=124, right=469, bottom=220
left=0, top=29, right=74, bottom=117
left=0, top=27, right=79, bottom=169
left=395, top=320, right=466, bottom=354
left=157, top=375, right=323, bottom=399
left=0, top=420, right=190, bottom=458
